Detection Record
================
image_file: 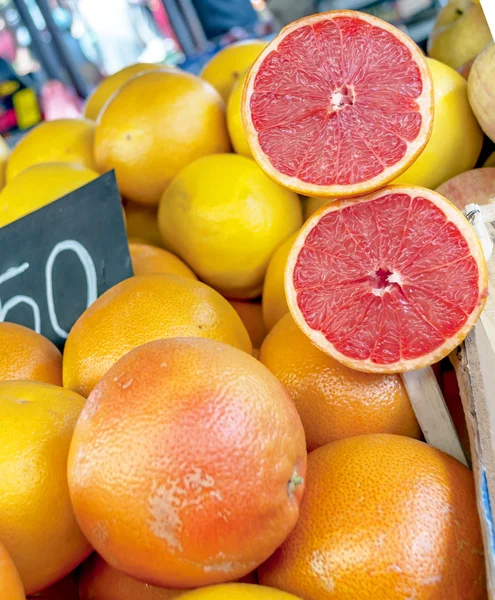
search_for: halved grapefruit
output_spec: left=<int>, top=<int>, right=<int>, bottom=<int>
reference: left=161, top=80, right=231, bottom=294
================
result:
left=242, top=11, right=434, bottom=198
left=285, top=186, right=488, bottom=373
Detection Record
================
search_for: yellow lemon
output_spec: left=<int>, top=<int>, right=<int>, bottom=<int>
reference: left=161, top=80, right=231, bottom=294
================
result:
left=394, top=58, right=483, bottom=190
left=0, top=163, right=99, bottom=227
left=227, top=71, right=251, bottom=157
left=158, top=154, right=302, bottom=299
left=83, top=63, right=164, bottom=121
left=0, top=135, right=10, bottom=190
left=6, top=119, right=97, bottom=182
left=262, top=232, right=298, bottom=330
left=180, top=584, right=302, bottom=599
left=0, top=381, right=90, bottom=594
left=201, top=41, right=267, bottom=102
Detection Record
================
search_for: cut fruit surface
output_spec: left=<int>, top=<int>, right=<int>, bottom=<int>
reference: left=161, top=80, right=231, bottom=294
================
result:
left=243, top=11, right=434, bottom=198
left=286, top=186, right=488, bottom=373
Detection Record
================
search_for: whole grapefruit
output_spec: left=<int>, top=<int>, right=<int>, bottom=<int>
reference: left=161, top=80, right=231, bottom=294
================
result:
left=0, top=541, right=25, bottom=600
left=259, top=434, right=486, bottom=599
left=129, top=243, right=197, bottom=279
left=6, top=119, right=97, bottom=182
left=84, top=63, right=163, bottom=121
left=158, top=154, right=302, bottom=299
left=200, top=41, right=266, bottom=102
left=0, top=381, right=91, bottom=594
left=0, top=163, right=98, bottom=227
left=260, top=314, right=420, bottom=450
left=95, top=70, right=230, bottom=206
left=68, top=338, right=306, bottom=588
left=63, top=274, right=252, bottom=397
left=0, top=323, right=62, bottom=385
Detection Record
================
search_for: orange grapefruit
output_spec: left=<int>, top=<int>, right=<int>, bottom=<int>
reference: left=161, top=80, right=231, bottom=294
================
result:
left=259, top=314, right=420, bottom=450
left=63, top=274, right=252, bottom=397
left=286, top=186, right=487, bottom=373
left=0, top=323, right=62, bottom=385
left=259, top=434, right=486, bottom=599
left=0, top=381, right=90, bottom=594
left=242, top=11, right=433, bottom=197
left=0, top=541, right=25, bottom=600
left=68, top=338, right=306, bottom=588
left=95, top=70, right=230, bottom=206
left=129, top=243, right=197, bottom=279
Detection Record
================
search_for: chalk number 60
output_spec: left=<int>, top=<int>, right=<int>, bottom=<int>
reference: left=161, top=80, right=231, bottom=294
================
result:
left=0, top=240, right=97, bottom=338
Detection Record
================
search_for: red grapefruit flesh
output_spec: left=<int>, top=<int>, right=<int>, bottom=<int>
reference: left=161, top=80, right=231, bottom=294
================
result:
left=243, top=11, right=434, bottom=198
left=286, top=186, right=488, bottom=373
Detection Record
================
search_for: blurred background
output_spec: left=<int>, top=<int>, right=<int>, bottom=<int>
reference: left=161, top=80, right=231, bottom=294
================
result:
left=0, top=0, right=455, bottom=139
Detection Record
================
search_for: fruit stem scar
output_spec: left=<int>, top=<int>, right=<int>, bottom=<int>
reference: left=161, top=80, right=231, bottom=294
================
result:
left=288, top=472, right=304, bottom=495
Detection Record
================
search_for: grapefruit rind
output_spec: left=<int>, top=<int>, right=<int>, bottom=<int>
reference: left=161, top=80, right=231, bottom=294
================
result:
left=285, top=185, right=488, bottom=373
left=242, top=11, right=434, bottom=198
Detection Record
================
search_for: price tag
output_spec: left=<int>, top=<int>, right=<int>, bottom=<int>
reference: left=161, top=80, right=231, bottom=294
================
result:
left=0, top=171, right=133, bottom=347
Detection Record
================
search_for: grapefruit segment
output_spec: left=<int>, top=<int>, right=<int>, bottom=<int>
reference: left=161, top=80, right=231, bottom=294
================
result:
left=243, top=11, right=434, bottom=197
left=286, top=186, right=488, bottom=373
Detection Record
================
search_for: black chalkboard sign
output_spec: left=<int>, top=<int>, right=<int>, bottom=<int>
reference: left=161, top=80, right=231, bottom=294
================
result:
left=0, top=171, right=133, bottom=347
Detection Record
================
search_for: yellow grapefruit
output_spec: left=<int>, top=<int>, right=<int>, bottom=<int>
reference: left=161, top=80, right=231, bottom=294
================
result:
left=95, top=70, right=230, bottom=206
left=158, top=154, right=302, bottom=299
left=0, top=381, right=90, bottom=594
left=84, top=63, right=163, bottom=121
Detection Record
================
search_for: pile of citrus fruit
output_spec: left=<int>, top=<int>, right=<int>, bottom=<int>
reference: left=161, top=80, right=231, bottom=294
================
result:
left=0, top=4, right=492, bottom=599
